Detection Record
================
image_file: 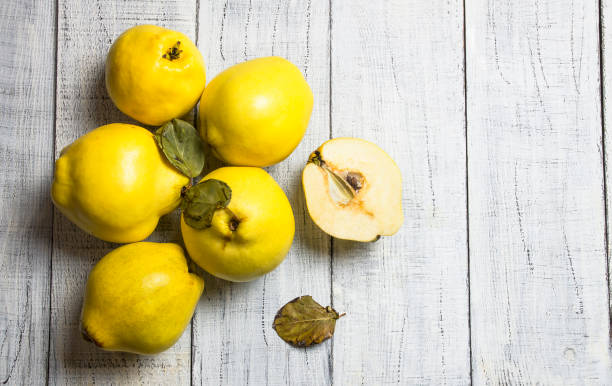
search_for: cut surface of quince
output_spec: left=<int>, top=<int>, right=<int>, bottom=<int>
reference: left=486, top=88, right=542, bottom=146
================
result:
left=302, top=137, right=403, bottom=242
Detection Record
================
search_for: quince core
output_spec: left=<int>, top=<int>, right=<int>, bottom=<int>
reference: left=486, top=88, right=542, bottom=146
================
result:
left=302, top=138, right=403, bottom=242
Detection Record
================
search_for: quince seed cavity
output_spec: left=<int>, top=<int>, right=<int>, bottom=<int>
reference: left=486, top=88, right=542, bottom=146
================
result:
left=345, top=171, right=364, bottom=192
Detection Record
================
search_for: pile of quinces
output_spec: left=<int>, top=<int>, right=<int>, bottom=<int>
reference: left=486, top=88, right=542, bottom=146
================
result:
left=52, top=25, right=403, bottom=354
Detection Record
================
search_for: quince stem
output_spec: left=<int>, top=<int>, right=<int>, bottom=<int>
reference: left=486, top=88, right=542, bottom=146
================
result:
left=180, top=183, right=239, bottom=231
left=180, top=181, right=193, bottom=197
left=223, top=207, right=240, bottom=231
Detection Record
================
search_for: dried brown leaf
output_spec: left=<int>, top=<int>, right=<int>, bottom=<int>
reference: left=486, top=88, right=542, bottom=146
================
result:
left=273, top=295, right=344, bottom=347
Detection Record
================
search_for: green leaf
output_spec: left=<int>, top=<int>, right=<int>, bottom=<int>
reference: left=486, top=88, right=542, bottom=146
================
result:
left=273, top=295, right=344, bottom=347
left=181, top=179, right=232, bottom=229
left=154, top=119, right=206, bottom=178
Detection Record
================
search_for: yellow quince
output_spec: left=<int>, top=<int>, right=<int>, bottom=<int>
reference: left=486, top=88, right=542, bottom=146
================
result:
left=181, top=167, right=295, bottom=282
left=106, top=25, right=206, bottom=125
left=199, top=56, right=313, bottom=167
left=51, top=123, right=190, bottom=243
left=81, top=242, right=204, bottom=354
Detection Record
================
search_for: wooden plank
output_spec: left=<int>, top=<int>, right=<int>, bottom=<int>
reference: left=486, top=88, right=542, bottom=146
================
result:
left=601, top=0, right=612, bottom=352
left=467, top=0, right=610, bottom=383
left=330, top=1, right=470, bottom=384
left=49, top=1, right=197, bottom=384
left=0, top=0, right=56, bottom=384
left=192, top=1, right=331, bottom=384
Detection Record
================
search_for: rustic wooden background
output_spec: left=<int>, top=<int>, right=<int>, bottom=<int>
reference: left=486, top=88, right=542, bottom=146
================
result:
left=2, top=0, right=612, bottom=384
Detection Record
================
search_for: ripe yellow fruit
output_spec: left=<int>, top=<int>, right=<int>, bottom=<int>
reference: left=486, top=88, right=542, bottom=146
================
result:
left=302, top=137, right=403, bottom=241
left=181, top=167, right=295, bottom=282
left=81, top=242, right=204, bottom=354
left=199, top=57, right=313, bottom=167
left=106, top=25, right=206, bottom=126
left=51, top=123, right=189, bottom=243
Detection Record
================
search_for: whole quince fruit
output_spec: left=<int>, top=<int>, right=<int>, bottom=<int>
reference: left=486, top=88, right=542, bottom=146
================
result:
left=106, top=25, right=206, bottom=125
left=51, top=123, right=191, bottom=243
left=80, top=242, right=204, bottom=354
left=180, top=167, right=295, bottom=282
left=199, top=56, right=313, bottom=167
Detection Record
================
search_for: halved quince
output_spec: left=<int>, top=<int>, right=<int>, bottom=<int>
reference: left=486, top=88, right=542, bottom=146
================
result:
left=302, top=138, right=403, bottom=242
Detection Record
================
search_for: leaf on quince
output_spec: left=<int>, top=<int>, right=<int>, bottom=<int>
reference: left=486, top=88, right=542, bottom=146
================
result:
left=181, top=179, right=231, bottom=229
left=273, top=295, right=344, bottom=347
left=154, top=119, right=206, bottom=178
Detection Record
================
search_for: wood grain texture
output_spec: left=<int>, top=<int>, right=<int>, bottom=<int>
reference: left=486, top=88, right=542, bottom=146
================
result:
left=2, top=1, right=611, bottom=384
left=602, top=0, right=612, bottom=346
left=0, top=0, right=56, bottom=384
left=330, top=0, right=471, bottom=384
left=49, top=1, right=197, bottom=384
left=192, top=0, right=332, bottom=384
left=466, top=0, right=611, bottom=383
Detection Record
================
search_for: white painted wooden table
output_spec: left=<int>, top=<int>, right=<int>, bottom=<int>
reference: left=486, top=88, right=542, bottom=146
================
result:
left=2, top=0, right=612, bottom=384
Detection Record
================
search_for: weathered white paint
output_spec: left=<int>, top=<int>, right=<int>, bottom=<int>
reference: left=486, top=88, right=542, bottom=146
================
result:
left=601, top=0, right=612, bottom=354
left=192, top=1, right=332, bottom=384
left=3, top=0, right=612, bottom=384
left=330, top=0, right=471, bottom=384
left=49, top=1, right=197, bottom=384
left=466, top=0, right=611, bottom=383
left=0, top=0, right=56, bottom=384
